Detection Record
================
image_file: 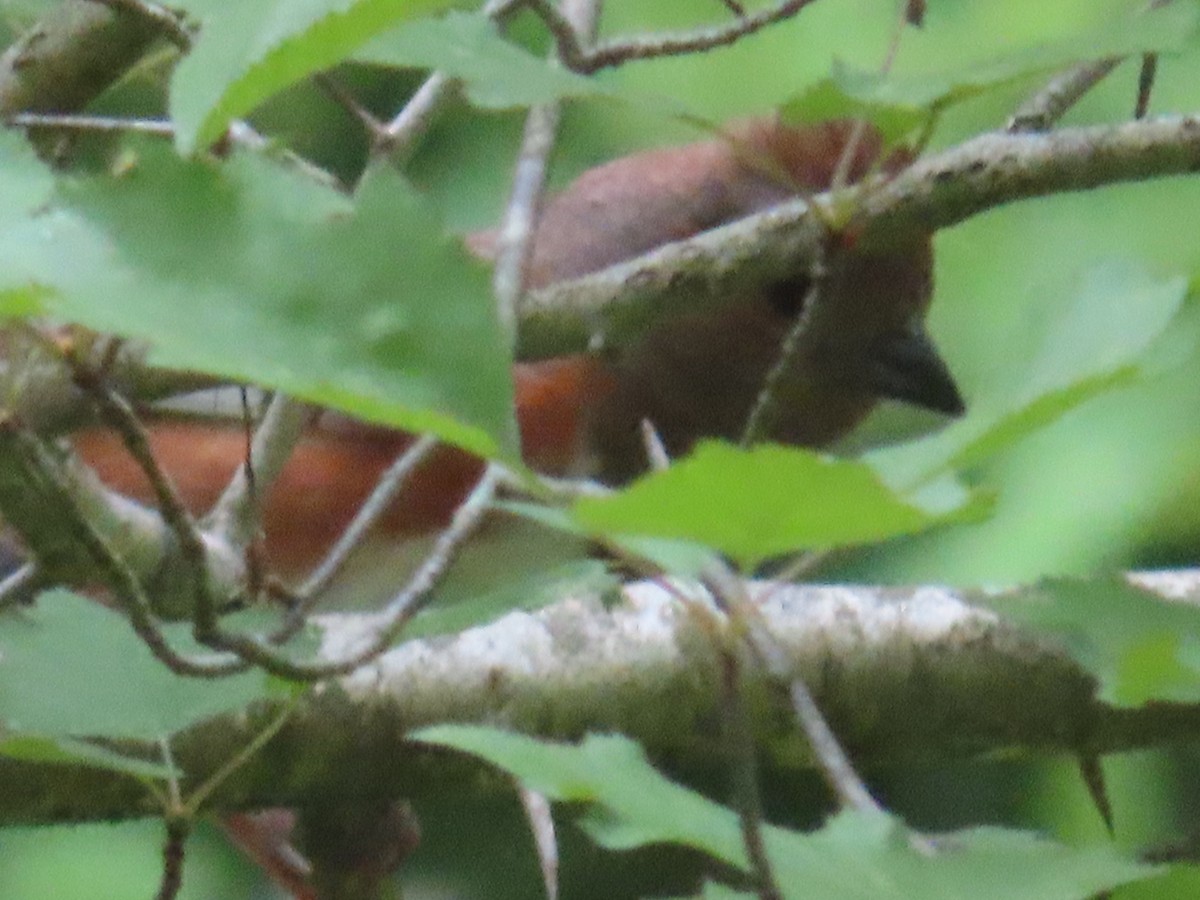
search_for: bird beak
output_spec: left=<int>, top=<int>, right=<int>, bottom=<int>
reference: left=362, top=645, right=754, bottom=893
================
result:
left=869, top=324, right=966, bottom=417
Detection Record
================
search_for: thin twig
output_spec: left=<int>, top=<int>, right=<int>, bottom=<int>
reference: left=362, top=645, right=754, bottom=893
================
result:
left=768, top=548, right=832, bottom=584
left=829, top=0, right=910, bottom=191
left=7, top=425, right=246, bottom=676
left=518, top=786, right=560, bottom=900
left=524, top=0, right=816, bottom=74
left=197, top=465, right=501, bottom=679
left=374, top=0, right=522, bottom=163
left=1008, top=0, right=1175, bottom=133
left=64, top=350, right=232, bottom=632
left=155, top=816, right=190, bottom=900
left=291, top=434, right=439, bottom=609
left=2, top=111, right=174, bottom=134
left=1135, top=53, right=1158, bottom=119
left=640, top=419, right=671, bottom=472
left=491, top=0, right=602, bottom=341
left=701, top=565, right=883, bottom=816
left=206, top=393, right=312, bottom=551
left=783, top=671, right=881, bottom=813
left=375, top=72, right=457, bottom=164
left=739, top=268, right=824, bottom=446
left=493, top=102, right=563, bottom=340
left=1007, top=59, right=1124, bottom=133
left=89, top=0, right=193, bottom=49
left=224, top=121, right=348, bottom=192
left=313, top=72, right=389, bottom=145
left=1, top=112, right=347, bottom=193
left=718, top=641, right=782, bottom=900
left=185, top=695, right=301, bottom=814
left=0, top=562, right=41, bottom=609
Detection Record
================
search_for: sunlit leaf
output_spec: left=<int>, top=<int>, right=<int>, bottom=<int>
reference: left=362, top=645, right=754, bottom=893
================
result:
left=571, top=443, right=973, bottom=569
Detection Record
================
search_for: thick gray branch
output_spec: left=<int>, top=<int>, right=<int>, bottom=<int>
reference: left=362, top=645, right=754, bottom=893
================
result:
left=3, top=572, right=1199, bottom=825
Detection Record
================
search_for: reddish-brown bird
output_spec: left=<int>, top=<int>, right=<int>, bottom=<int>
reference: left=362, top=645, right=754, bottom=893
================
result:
left=73, top=118, right=963, bottom=575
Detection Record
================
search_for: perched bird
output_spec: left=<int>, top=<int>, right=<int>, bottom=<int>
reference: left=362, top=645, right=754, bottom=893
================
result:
left=72, top=117, right=963, bottom=575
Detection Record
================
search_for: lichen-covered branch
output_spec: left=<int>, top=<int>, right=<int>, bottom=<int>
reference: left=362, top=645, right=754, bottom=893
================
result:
left=3, top=572, right=1200, bottom=825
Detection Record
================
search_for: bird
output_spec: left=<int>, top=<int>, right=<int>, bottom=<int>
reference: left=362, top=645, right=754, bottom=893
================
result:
left=71, top=117, right=964, bottom=576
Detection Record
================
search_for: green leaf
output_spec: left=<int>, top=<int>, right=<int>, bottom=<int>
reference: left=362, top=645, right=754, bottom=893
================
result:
left=984, top=577, right=1200, bottom=706
left=1114, top=865, right=1200, bottom=900
left=359, top=12, right=606, bottom=109
left=871, top=262, right=1189, bottom=487
left=570, top=443, right=970, bottom=570
left=781, top=78, right=930, bottom=145
left=403, top=560, right=614, bottom=640
left=413, top=727, right=1157, bottom=899
left=170, top=0, right=459, bottom=153
left=414, top=727, right=751, bottom=868
left=827, top=2, right=1200, bottom=116
left=0, top=734, right=175, bottom=780
left=498, top=500, right=721, bottom=576
left=0, top=141, right=515, bottom=460
left=0, top=590, right=269, bottom=740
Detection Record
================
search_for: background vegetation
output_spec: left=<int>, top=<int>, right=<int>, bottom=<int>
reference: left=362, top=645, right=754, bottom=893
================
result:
left=2, top=0, right=1200, bottom=897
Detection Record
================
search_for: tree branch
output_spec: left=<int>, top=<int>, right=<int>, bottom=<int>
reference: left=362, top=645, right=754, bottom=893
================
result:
left=516, top=114, right=1200, bottom=359
left=5, top=571, right=1200, bottom=825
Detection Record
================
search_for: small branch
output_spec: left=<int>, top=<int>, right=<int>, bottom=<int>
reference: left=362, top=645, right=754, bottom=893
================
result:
left=0, top=424, right=246, bottom=676
left=524, top=0, right=818, bottom=74
left=2, top=112, right=174, bottom=135
left=517, top=114, right=1200, bottom=360
left=66, top=357, right=222, bottom=625
left=0, top=562, right=42, bottom=609
left=1135, top=54, right=1158, bottom=119
left=1008, top=59, right=1124, bottom=133
left=374, top=0, right=523, bottom=164
left=493, top=102, right=565, bottom=341
left=717, top=639, right=781, bottom=900
left=640, top=419, right=671, bottom=472
left=291, top=433, right=439, bottom=609
left=829, top=0, right=910, bottom=191
left=206, top=394, right=312, bottom=551
left=375, top=72, right=457, bottom=164
left=702, top=565, right=881, bottom=816
left=491, top=0, right=602, bottom=341
left=519, top=786, right=559, bottom=900
left=155, top=816, right=190, bottom=900
left=313, top=72, right=389, bottom=145
left=88, top=0, right=192, bottom=50
left=1008, top=0, right=1175, bottom=132
left=739, top=266, right=824, bottom=446
left=195, top=464, right=501, bottom=680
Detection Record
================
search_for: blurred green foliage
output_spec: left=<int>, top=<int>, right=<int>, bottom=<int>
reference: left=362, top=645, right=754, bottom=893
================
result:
left=3, top=0, right=1200, bottom=896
